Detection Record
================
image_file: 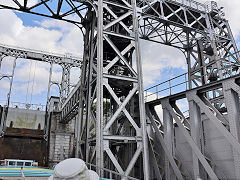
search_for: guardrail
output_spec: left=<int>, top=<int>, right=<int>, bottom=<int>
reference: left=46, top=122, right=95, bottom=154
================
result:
left=166, top=0, right=209, bottom=12
left=145, top=72, right=189, bottom=102
left=0, top=100, right=46, bottom=111
left=0, top=43, right=81, bottom=61
left=145, top=51, right=240, bottom=102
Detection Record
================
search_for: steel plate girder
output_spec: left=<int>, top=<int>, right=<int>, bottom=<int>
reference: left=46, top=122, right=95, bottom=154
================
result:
left=0, top=44, right=82, bottom=67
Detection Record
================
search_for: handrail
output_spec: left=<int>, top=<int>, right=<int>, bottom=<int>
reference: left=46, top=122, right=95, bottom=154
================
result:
left=0, top=43, right=82, bottom=61
left=142, top=0, right=209, bottom=13
left=0, top=100, right=46, bottom=111
left=144, top=51, right=240, bottom=102
left=166, top=0, right=209, bottom=12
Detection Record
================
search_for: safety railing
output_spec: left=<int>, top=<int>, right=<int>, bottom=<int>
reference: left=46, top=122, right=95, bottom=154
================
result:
left=0, top=43, right=82, bottom=61
left=145, top=72, right=189, bottom=102
left=0, top=100, right=46, bottom=111
left=145, top=51, right=240, bottom=102
left=86, top=163, right=139, bottom=180
left=166, top=0, right=209, bottom=12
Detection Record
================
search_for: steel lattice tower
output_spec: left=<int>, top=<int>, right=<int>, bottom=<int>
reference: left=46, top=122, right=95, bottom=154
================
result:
left=1, top=0, right=240, bottom=179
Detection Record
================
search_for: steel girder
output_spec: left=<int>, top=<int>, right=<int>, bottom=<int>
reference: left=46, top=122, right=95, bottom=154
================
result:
left=146, top=75, right=240, bottom=179
left=0, top=44, right=82, bottom=67
left=0, top=0, right=89, bottom=26
left=0, top=43, right=82, bottom=107
left=0, top=55, right=16, bottom=137
left=1, top=0, right=240, bottom=179
left=71, top=0, right=150, bottom=178
left=139, top=0, right=240, bottom=89
left=0, top=45, right=82, bottom=138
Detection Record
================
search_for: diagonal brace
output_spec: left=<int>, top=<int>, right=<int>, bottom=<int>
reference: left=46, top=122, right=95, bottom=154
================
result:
left=161, top=100, right=218, bottom=180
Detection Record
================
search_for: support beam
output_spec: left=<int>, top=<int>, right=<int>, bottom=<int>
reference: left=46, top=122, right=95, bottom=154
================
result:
left=146, top=105, right=184, bottom=180
left=223, top=81, right=240, bottom=179
left=188, top=98, right=202, bottom=179
left=190, top=91, right=240, bottom=155
left=162, top=105, right=175, bottom=180
left=161, top=99, right=218, bottom=180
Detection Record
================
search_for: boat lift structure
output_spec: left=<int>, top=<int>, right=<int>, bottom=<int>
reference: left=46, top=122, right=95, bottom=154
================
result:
left=1, top=0, right=240, bottom=179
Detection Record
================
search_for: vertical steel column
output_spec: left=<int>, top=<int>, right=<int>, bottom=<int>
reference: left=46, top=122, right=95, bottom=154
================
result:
left=44, top=62, right=53, bottom=140
left=75, top=9, right=96, bottom=161
left=188, top=97, right=202, bottom=179
left=162, top=101, right=175, bottom=180
left=46, top=63, right=53, bottom=108
left=7, top=57, right=17, bottom=108
left=132, top=0, right=150, bottom=178
left=96, top=0, right=104, bottom=173
left=0, top=57, right=17, bottom=136
left=85, top=13, right=96, bottom=163
left=186, top=32, right=192, bottom=89
left=205, top=12, right=223, bottom=80
left=60, top=64, right=71, bottom=105
left=223, top=82, right=240, bottom=179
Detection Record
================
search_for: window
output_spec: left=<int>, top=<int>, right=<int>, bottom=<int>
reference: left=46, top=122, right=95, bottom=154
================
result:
left=9, top=161, right=16, bottom=166
left=17, top=162, right=24, bottom=166
left=25, top=162, right=32, bottom=166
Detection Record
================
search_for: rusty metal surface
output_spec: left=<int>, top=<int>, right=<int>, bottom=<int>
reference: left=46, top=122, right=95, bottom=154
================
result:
left=0, top=128, right=47, bottom=167
left=5, top=128, right=44, bottom=138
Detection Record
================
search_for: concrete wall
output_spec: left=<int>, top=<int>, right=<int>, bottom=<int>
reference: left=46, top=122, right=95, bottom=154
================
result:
left=6, top=107, right=45, bottom=130
left=48, top=97, right=75, bottom=167
left=1, top=97, right=76, bottom=168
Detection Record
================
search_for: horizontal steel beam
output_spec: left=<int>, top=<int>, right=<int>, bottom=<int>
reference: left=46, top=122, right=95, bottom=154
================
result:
left=0, top=44, right=82, bottom=67
left=147, top=75, right=240, bottom=106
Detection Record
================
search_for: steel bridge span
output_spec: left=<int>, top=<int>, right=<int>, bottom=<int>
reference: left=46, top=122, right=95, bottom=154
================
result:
left=1, top=0, right=240, bottom=179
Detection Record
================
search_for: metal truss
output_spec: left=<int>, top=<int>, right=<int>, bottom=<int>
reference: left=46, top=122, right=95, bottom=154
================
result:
left=1, top=0, right=240, bottom=179
left=0, top=55, right=16, bottom=137
left=60, top=80, right=81, bottom=123
left=139, top=0, right=240, bottom=89
left=0, top=44, right=82, bottom=67
left=73, top=0, right=150, bottom=178
left=0, top=1, right=150, bottom=178
left=0, top=0, right=90, bottom=27
left=146, top=75, right=240, bottom=179
left=0, top=44, right=82, bottom=137
left=2, top=0, right=238, bottom=89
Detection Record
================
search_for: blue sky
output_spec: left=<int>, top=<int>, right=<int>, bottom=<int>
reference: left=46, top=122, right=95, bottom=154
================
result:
left=0, top=0, right=239, bottom=108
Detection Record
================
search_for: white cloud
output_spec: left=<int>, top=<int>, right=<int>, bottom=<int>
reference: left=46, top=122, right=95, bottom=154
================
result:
left=37, top=18, right=84, bottom=55
left=0, top=7, right=83, bottom=98
left=141, top=40, right=186, bottom=87
left=0, top=0, right=239, bottom=103
left=141, top=0, right=240, bottom=88
left=18, top=0, right=38, bottom=7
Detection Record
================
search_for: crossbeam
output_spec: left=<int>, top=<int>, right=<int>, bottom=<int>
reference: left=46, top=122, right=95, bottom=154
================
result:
left=0, top=43, right=82, bottom=67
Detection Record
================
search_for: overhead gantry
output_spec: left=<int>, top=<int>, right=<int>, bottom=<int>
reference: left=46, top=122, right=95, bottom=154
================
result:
left=1, top=0, right=240, bottom=179
left=0, top=43, right=82, bottom=137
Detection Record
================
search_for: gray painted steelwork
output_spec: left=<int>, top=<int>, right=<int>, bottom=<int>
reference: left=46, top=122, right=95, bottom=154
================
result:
left=0, top=0, right=240, bottom=179
left=0, top=44, right=82, bottom=138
